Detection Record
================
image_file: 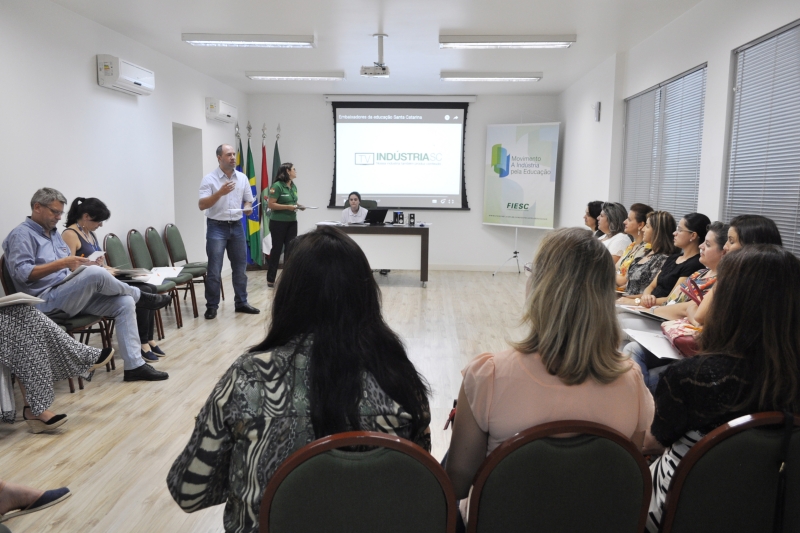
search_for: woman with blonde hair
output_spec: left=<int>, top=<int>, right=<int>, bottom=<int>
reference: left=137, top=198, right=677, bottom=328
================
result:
left=445, top=227, right=654, bottom=525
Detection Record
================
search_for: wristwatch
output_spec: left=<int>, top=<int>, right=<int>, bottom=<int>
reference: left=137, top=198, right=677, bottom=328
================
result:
left=634, top=298, right=641, bottom=305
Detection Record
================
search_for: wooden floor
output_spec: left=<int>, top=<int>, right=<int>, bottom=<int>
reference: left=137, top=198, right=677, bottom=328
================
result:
left=0, top=270, right=528, bottom=532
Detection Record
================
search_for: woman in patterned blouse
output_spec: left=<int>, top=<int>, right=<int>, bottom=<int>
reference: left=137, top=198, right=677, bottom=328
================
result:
left=167, top=226, right=431, bottom=533
left=618, top=211, right=678, bottom=297
left=642, top=244, right=800, bottom=532
left=615, top=203, right=653, bottom=288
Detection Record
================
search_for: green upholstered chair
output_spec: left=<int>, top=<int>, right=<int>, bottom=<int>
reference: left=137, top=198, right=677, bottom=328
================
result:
left=145, top=227, right=197, bottom=318
left=0, top=255, right=112, bottom=388
left=466, top=420, right=651, bottom=533
left=104, top=232, right=176, bottom=339
left=660, top=412, right=800, bottom=533
left=163, top=223, right=223, bottom=301
left=259, top=431, right=457, bottom=533
left=124, top=230, right=183, bottom=329
left=342, top=198, right=379, bottom=210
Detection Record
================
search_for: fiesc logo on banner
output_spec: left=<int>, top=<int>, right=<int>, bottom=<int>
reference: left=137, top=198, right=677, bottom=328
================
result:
left=492, top=144, right=544, bottom=177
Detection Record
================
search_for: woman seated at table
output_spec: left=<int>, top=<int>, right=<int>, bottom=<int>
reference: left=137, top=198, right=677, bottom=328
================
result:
left=619, top=211, right=677, bottom=296
left=1, top=305, right=113, bottom=433
left=168, top=226, right=431, bottom=533
left=597, top=202, right=632, bottom=263
left=341, top=191, right=368, bottom=224
left=445, top=227, right=654, bottom=526
left=642, top=221, right=728, bottom=321
left=618, top=212, right=709, bottom=306
left=615, top=202, right=653, bottom=288
left=622, top=222, right=728, bottom=392
left=642, top=244, right=800, bottom=532
left=61, top=197, right=164, bottom=364
left=690, top=214, right=783, bottom=326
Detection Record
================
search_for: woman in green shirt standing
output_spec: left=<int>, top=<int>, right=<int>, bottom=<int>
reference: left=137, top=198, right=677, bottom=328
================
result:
left=266, top=162, right=304, bottom=287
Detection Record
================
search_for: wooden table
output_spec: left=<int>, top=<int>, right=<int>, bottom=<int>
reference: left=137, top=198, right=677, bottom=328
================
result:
left=319, top=224, right=430, bottom=287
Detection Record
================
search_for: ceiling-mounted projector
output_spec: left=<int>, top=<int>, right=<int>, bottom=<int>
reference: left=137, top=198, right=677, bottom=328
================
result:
left=361, top=34, right=390, bottom=78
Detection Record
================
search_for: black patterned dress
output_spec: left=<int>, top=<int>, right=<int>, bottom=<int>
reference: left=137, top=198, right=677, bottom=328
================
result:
left=167, top=335, right=432, bottom=533
left=0, top=304, right=100, bottom=422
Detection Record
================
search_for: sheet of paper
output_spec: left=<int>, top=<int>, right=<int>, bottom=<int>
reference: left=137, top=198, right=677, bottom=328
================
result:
left=0, top=292, right=45, bottom=308
left=87, top=251, right=105, bottom=261
left=316, top=221, right=343, bottom=226
left=151, top=266, right=183, bottom=278
left=623, top=329, right=683, bottom=360
left=301, top=206, right=319, bottom=209
left=141, top=272, right=167, bottom=286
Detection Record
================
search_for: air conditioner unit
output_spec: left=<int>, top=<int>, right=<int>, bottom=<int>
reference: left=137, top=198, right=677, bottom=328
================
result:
left=96, top=54, right=155, bottom=96
left=205, top=98, right=238, bottom=124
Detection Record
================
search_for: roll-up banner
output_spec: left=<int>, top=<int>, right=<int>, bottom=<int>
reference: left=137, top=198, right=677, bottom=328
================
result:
left=482, top=122, right=560, bottom=229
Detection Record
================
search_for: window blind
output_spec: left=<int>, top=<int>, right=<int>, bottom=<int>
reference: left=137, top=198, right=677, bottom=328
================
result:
left=724, top=21, right=800, bottom=255
left=622, top=66, right=707, bottom=218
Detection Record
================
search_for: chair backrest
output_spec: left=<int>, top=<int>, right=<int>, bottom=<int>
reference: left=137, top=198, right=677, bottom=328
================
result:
left=164, top=223, right=188, bottom=265
left=145, top=227, right=171, bottom=268
left=103, top=233, right=133, bottom=269
left=660, top=412, right=800, bottom=533
left=467, top=420, right=650, bottom=533
left=259, top=431, right=456, bottom=533
left=0, top=254, right=19, bottom=295
left=127, top=229, right=154, bottom=270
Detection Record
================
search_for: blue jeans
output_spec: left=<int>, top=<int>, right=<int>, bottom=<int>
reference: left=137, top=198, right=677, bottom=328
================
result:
left=623, top=341, right=673, bottom=395
left=36, top=266, right=144, bottom=370
left=205, top=219, right=248, bottom=309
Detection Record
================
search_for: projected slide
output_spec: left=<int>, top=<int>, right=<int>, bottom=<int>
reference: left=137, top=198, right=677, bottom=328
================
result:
left=333, top=106, right=466, bottom=209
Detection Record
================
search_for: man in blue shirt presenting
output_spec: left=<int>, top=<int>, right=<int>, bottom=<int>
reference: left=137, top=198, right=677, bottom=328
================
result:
left=2, top=188, right=171, bottom=382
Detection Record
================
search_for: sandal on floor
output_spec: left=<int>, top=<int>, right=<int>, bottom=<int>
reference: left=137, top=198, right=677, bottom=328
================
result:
left=22, top=407, right=67, bottom=434
left=0, top=487, right=71, bottom=523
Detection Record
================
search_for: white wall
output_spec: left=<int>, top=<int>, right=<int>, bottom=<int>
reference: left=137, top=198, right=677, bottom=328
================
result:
left=247, top=94, right=560, bottom=270
left=556, top=54, right=624, bottom=228
left=557, top=0, right=800, bottom=223
left=0, top=1, right=247, bottom=268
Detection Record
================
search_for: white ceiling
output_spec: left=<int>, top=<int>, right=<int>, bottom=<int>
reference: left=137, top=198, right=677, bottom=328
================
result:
left=52, top=0, right=703, bottom=95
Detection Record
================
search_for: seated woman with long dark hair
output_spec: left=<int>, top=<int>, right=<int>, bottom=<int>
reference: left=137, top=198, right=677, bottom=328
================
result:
left=643, top=244, right=800, bottom=532
left=61, top=197, right=164, bottom=364
left=445, top=227, right=654, bottom=526
left=167, top=226, right=431, bottom=533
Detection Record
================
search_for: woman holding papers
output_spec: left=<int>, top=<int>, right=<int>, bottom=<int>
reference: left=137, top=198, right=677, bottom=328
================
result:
left=168, top=226, right=431, bottom=532
left=341, top=191, right=368, bottom=224
left=62, top=197, right=163, bottom=364
left=266, top=162, right=305, bottom=288
left=642, top=244, right=800, bottom=532
left=445, top=227, right=653, bottom=528
left=0, top=304, right=113, bottom=432
left=622, top=222, right=729, bottom=392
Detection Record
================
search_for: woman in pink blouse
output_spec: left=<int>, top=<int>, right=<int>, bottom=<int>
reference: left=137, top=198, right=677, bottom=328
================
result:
left=445, top=227, right=654, bottom=520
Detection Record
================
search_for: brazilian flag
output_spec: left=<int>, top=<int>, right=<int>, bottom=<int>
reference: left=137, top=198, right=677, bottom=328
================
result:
left=245, top=139, right=262, bottom=265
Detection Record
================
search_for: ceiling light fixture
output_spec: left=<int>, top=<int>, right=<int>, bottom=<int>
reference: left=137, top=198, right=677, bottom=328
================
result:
left=440, top=72, right=543, bottom=82
left=246, top=71, right=345, bottom=81
left=182, top=34, right=315, bottom=48
left=439, top=35, right=576, bottom=49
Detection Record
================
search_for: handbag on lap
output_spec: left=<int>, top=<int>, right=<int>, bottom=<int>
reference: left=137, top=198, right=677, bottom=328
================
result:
left=661, top=318, right=700, bottom=357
